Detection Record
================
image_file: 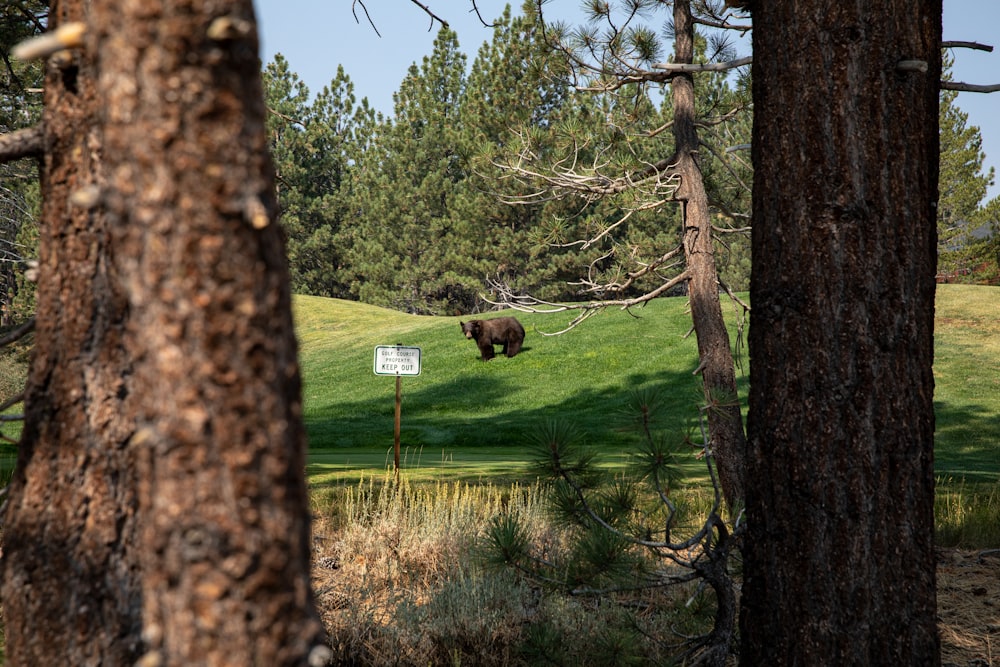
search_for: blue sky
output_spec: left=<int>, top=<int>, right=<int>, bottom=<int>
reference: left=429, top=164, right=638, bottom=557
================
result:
left=254, top=1, right=1000, bottom=199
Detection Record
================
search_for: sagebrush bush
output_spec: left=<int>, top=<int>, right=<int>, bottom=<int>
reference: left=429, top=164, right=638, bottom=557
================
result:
left=309, top=473, right=714, bottom=666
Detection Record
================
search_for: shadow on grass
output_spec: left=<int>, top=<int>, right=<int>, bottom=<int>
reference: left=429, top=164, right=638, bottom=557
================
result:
left=305, top=369, right=714, bottom=487
left=934, top=399, right=1000, bottom=485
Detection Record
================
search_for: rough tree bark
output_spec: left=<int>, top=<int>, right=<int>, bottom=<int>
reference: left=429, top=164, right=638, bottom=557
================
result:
left=671, top=0, right=745, bottom=506
left=0, top=1, right=143, bottom=662
left=1, top=1, right=325, bottom=664
left=741, top=2, right=941, bottom=664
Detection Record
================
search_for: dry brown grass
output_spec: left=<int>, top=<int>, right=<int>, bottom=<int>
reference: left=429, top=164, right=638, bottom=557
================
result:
left=309, top=476, right=545, bottom=665
left=308, top=475, right=713, bottom=666
left=308, top=475, right=1000, bottom=666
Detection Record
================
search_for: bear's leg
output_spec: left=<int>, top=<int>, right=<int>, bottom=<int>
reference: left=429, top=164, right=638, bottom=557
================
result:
left=478, top=342, right=496, bottom=360
left=506, top=339, right=521, bottom=357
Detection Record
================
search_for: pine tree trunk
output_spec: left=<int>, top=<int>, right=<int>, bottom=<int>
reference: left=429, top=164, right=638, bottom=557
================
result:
left=741, top=2, right=941, bottom=664
left=671, top=0, right=745, bottom=506
left=0, top=1, right=143, bottom=662
left=1, top=1, right=325, bottom=664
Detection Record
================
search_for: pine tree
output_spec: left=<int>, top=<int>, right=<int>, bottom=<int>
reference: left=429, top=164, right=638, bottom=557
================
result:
left=344, top=28, right=475, bottom=314
left=1, top=0, right=325, bottom=661
left=743, top=1, right=940, bottom=662
left=457, top=1, right=594, bottom=305
left=488, top=0, right=751, bottom=503
left=263, top=56, right=372, bottom=297
left=938, top=56, right=995, bottom=276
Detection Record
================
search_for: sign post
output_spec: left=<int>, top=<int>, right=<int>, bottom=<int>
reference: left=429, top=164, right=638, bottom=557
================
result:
left=373, top=345, right=422, bottom=475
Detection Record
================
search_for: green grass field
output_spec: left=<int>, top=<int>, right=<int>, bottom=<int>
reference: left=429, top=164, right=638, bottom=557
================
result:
left=0, top=285, right=996, bottom=491
left=299, top=285, right=1000, bottom=489
left=931, top=285, right=1000, bottom=482
left=296, top=294, right=723, bottom=485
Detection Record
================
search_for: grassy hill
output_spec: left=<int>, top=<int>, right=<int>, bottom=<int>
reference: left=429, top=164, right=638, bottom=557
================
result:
left=932, top=285, right=1000, bottom=481
left=1, top=285, right=995, bottom=487
left=296, top=284, right=1000, bottom=487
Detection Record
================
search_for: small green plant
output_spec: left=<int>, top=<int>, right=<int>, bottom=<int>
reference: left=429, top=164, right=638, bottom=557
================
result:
left=479, top=388, right=739, bottom=666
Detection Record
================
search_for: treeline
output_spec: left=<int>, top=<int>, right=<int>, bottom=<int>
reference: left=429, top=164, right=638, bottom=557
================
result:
left=262, top=3, right=753, bottom=315
left=3, top=5, right=997, bottom=324
left=262, top=0, right=1000, bottom=315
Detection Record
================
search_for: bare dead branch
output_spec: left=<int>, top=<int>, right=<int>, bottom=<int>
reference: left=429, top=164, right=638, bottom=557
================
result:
left=266, top=106, right=306, bottom=129
left=351, top=0, right=382, bottom=37
left=0, top=317, right=35, bottom=348
left=700, top=138, right=751, bottom=194
left=408, top=0, right=449, bottom=30
left=652, top=55, right=752, bottom=73
left=2, top=49, right=24, bottom=91
left=896, top=59, right=928, bottom=73
left=692, top=15, right=752, bottom=32
left=469, top=1, right=495, bottom=28
left=718, top=279, right=750, bottom=313
left=575, top=70, right=673, bottom=93
left=942, top=41, right=993, bottom=52
left=560, top=209, right=640, bottom=251
left=695, top=105, right=745, bottom=129
left=484, top=270, right=691, bottom=335
left=688, top=0, right=752, bottom=33
left=575, top=245, right=685, bottom=294
left=490, top=127, right=683, bottom=205
left=0, top=391, right=24, bottom=417
left=941, top=80, right=1000, bottom=93
left=355, top=0, right=457, bottom=34
left=644, top=118, right=674, bottom=139
left=13, top=2, right=47, bottom=33
left=12, top=22, right=86, bottom=61
left=712, top=222, right=751, bottom=232
left=0, top=125, right=44, bottom=163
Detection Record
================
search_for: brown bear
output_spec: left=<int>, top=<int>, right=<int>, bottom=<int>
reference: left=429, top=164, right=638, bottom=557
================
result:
left=460, top=317, right=525, bottom=361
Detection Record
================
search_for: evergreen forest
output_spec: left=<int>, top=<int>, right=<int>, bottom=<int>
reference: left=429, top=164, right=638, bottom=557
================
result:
left=262, top=3, right=756, bottom=316
left=258, top=3, right=999, bottom=318
left=2, top=3, right=997, bottom=321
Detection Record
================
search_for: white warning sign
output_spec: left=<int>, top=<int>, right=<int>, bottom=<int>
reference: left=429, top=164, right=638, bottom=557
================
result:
left=373, top=345, right=422, bottom=376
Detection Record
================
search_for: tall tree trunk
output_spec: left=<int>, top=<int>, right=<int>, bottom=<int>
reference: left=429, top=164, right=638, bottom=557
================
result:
left=741, top=2, right=941, bottom=664
left=0, top=1, right=143, bottom=662
left=1, top=1, right=325, bottom=664
left=671, top=0, right=745, bottom=506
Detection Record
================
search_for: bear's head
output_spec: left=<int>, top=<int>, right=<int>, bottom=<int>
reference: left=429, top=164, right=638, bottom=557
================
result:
left=460, top=321, right=480, bottom=339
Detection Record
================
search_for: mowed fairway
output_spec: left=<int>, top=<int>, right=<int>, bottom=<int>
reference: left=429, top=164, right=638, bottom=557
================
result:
left=932, top=285, right=1000, bottom=483
left=296, top=295, right=723, bottom=485
left=297, top=285, right=1000, bottom=488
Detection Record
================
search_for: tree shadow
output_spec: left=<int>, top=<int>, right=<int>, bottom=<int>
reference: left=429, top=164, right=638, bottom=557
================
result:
left=934, top=399, right=1000, bottom=483
left=305, top=368, right=712, bottom=466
